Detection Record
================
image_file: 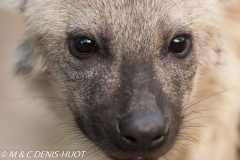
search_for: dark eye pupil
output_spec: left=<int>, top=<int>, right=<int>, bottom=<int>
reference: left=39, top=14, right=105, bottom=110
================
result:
left=169, top=36, right=187, bottom=53
left=74, top=38, right=96, bottom=53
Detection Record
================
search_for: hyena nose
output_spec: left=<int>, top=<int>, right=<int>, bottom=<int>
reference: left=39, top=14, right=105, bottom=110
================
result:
left=116, top=109, right=169, bottom=151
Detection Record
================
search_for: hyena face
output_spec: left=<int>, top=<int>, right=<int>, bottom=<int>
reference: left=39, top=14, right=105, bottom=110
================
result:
left=1, top=0, right=221, bottom=159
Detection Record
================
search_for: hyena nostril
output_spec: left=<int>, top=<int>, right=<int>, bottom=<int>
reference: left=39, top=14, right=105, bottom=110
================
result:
left=151, top=124, right=170, bottom=147
left=123, top=136, right=137, bottom=144
left=116, top=109, right=169, bottom=151
left=152, top=135, right=164, bottom=142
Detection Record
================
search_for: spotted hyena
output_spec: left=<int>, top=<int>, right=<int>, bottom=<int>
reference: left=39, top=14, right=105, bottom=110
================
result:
left=0, top=0, right=240, bottom=160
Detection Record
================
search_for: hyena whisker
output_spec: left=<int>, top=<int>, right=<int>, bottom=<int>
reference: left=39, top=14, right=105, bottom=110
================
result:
left=183, top=86, right=237, bottom=111
left=82, top=145, right=108, bottom=160
left=87, top=153, right=102, bottom=160
left=171, top=147, right=195, bottom=157
left=179, top=132, right=209, bottom=140
left=61, top=136, right=84, bottom=147
left=177, top=131, right=199, bottom=144
left=183, top=122, right=219, bottom=140
left=46, top=120, right=75, bottom=128
left=181, top=124, right=223, bottom=135
left=42, top=120, right=75, bottom=131
left=63, top=128, right=83, bottom=132
left=62, top=142, right=79, bottom=147
left=182, top=108, right=236, bottom=119
left=95, top=141, right=113, bottom=150
left=177, top=132, right=204, bottom=144
left=182, top=115, right=217, bottom=123
left=190, top=92, right=216, bottom=99
left=46, top=129, right=80, bottom=144
left=51, top=125, right=78, bottom=134
left=169, top=146, right=196, bottom=160
left=62, top=138, right=94, bottom=152
left=163, top=155, right=169, bottom=160
left=181, top=110, right=203, bottom=118
left=177, top=134, right=213, bottom=152
left=63, top=136, right=97, bottom=148
left=65, top=135, right=91, bottom=144
left=100, top=155, right=110, bottom=160
left=174, top=143, right=196, bottom=154
left=191, top=108, right=235, bottom=116
left=177, top=135, right=196, bottom=143
left=165, top=150, right=179, bottom=160
left=184, top=87, right=236, bottom=108
left=49, top=132, right=81, bottom=148
left=75, top=143, right=96, bottom=155
left=180, top=127, right=215, bottom=134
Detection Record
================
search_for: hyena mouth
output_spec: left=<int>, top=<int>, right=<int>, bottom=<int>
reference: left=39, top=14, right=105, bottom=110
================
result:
left=74, top=60, right=181, bottom=160
left=76, top=106, right=178, bottom=160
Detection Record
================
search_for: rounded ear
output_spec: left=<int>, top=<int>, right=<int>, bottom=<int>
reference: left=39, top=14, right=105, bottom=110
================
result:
left=0, top=0, right=26, bottom=13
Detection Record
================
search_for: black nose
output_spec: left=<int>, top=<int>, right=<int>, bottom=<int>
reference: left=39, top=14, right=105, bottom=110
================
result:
left=116, top=109, right=169, bottom=151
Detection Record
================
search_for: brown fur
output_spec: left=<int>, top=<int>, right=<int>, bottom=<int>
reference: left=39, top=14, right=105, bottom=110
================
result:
left=0, top=0, right=240, bottom=160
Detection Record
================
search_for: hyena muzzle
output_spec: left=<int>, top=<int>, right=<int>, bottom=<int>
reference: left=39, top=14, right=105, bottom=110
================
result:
left=0, top=0, right=240, bottom=160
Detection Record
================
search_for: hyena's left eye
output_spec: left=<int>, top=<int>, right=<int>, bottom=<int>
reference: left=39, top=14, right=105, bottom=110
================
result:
left=169, top=35, right=192, bottom=58
left=70, top=37, right=98, bottom=58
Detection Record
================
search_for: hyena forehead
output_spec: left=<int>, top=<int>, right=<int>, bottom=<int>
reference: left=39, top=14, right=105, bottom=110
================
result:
left=25, top=0, right=219, bottom=38
left=22, top=0, right=221, bottom=104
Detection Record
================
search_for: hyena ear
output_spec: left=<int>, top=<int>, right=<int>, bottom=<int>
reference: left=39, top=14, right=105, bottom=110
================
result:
left=15, top=40, right=48, bottom=76
left=0, top=0, right=26, bottom=13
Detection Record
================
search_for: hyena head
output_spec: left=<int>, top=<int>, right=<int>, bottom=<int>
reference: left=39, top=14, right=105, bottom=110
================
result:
left=1, top=0, right=223, bottom=159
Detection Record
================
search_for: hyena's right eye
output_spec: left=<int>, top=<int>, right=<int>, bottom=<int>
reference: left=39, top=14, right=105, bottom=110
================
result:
left=169, top=34, right=192, bottom=58
left=69, top=37, right=98, bottom=58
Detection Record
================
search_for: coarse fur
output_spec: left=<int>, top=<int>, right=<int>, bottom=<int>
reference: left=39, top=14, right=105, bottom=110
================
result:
left=0, top=0, right=240, bottom=160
